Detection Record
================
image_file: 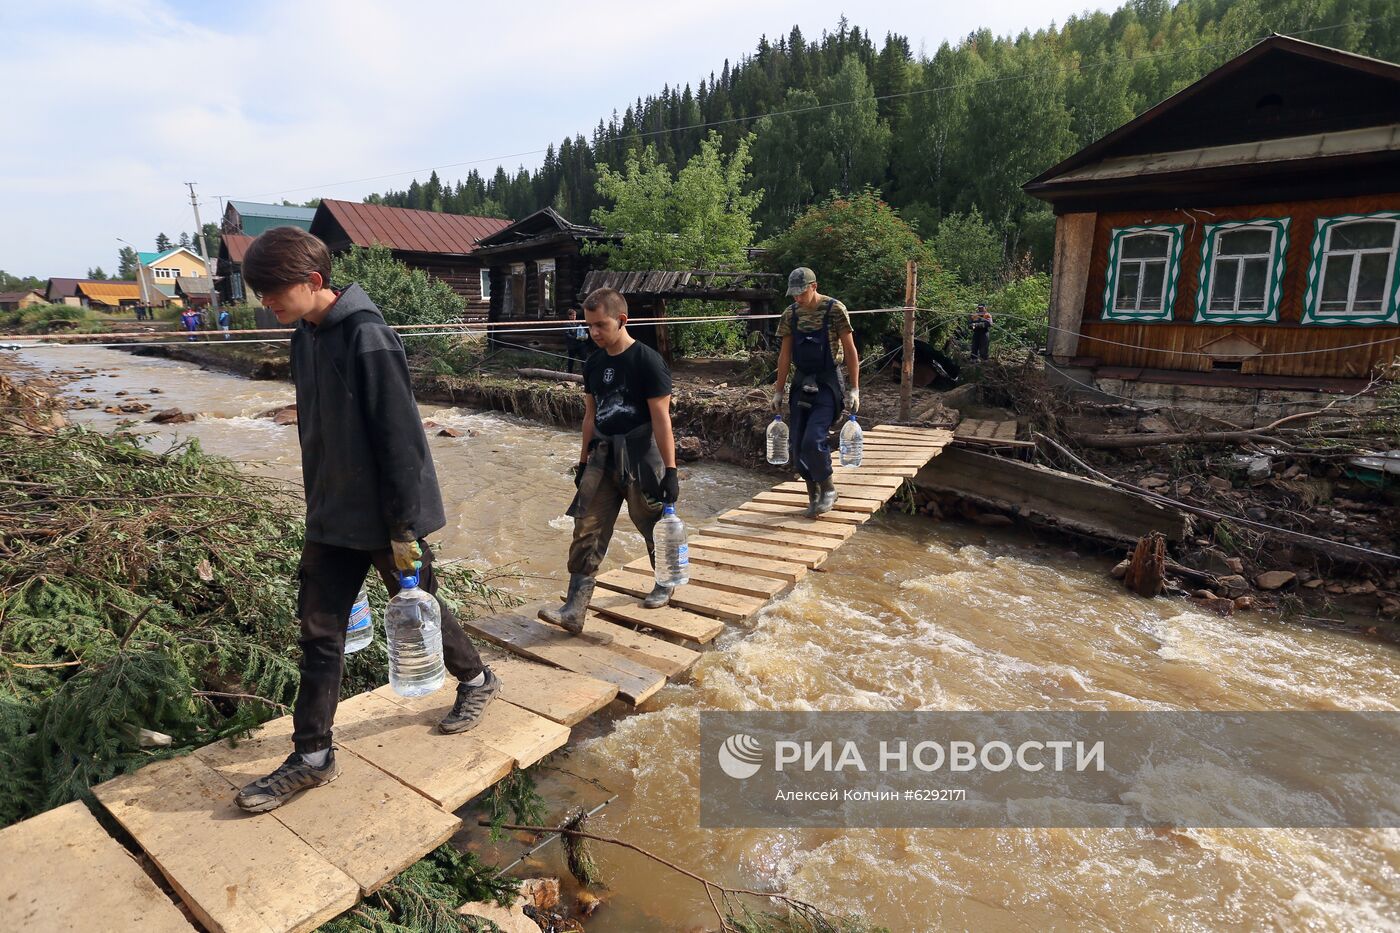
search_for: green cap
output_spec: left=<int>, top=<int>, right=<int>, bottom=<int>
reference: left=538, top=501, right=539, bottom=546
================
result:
left=786, top=267, right=816, bottom=297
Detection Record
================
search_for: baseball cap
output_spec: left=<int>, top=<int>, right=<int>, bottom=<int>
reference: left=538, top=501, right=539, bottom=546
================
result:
left=786, top=267, right=816, bottom=297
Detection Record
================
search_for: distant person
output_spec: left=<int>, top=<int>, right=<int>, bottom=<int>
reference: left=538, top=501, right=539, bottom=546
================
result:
left=232, top=225, right=497, bottom=814
left=565, top=305, right=590, bottom=374
left=970, top=303, right=993, bottom=362
left=218, top=307, right=232, bottom=339
left=770, top=267, right=860, bottom=516
left=181, top=309, right=199, bottom=341
left=541, top=287, right=679, bottom=636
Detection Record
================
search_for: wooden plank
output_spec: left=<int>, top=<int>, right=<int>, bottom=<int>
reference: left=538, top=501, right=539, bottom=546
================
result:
left=719, top=509, right=856, bottom=540
left=463, top=612, right=667, bottom=705
left=832, top=451, right=932, bottom=464
left=370, top=683, right=570, bottom=769
left=737, top=499, right=867, bottom=525
left=621, top=558, right=788, bottom=598
left=860, top=437, right=947, bottom=448
left=832, top=463, right=921, bottom=478
left=686, top=544, right=808, bottom=584
left=763, top=487, right=882, bottom=513
left=0, top=801, right=195, bottom=933
left=595, top=568, right=766, bottom=622
left=871, top=425, right=952, bottom=437
left=333, top=693, right=515, bottom=809
left=534, top=603, right=701, bottom=676
left=93, top=755, right=359, bottom=933
left=811, top=471, right=906, bottom=490
left=476, top=646, right=618, bottom=726
left=701, top=521, right=843, bottom=553
left=688, top=532, right=829, bottom=569
left=585, top=588, right=726, bottom=643
left=195, top=713, right=460, bottom=896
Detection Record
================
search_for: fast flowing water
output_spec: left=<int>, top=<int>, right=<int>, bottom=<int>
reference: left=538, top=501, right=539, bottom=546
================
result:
left=17, top=346, right=1398, bottom=932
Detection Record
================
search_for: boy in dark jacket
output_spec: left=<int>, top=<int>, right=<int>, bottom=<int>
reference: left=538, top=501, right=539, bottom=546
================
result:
left=234, top=226, right=497, bottom=813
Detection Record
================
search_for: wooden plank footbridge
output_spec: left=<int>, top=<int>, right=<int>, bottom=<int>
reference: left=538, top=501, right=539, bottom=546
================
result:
left=0, top=425, right=951, bottom=933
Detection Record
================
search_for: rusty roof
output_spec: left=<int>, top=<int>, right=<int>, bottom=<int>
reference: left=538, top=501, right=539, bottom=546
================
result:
left=314, top=200, right=512, bottom=256
left=75, top=281, right=142, bottom=304
left=220, top=233, right=253, bottom=263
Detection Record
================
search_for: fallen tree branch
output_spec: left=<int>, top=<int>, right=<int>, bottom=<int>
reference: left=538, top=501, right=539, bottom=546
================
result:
left=482, top=820, right=854, bottom=932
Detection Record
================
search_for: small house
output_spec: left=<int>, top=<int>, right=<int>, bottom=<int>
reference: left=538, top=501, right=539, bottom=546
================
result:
left=176, top=276, right=215, bottom=309
left=310, top=200, right=512, bottom=318
left=0, top=290, right=45, bottom=311
left=75, top=280, right=143, bottom=309
left=222, top=201, right=317, bottom=237
left=1024, top=36, right=1400, bottom=419
left=218, top=234, right=254, bottom=303
left=471, top=208, right=616, bottom=348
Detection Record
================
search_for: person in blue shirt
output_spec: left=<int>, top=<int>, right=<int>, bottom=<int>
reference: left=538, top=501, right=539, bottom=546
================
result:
left=218, top=308, right=232, bottom=339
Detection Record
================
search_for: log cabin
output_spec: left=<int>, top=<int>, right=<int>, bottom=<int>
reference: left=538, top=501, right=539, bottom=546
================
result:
left=1025, top=36, right=1400, bottom=421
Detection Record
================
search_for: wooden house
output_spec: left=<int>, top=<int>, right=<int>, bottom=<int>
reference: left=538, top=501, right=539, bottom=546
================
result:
left=471, top=208, right=616, bottom=349
left=75, top=280, right=142, bottom=309
left=217, top=234, right=253, bottom=303
left=1025, top=36, right=1400, bottom=408
left=222, top=201, right=316, bottom=236
left=310, top=200, right=511, bottom=319
left=0, top=290, right=45, bottom=311
left=175, top=276, right=214, bottom=310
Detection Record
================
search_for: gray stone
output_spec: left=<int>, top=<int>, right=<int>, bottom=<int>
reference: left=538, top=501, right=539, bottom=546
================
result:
left=1254, top=570, right=1296, bottom=591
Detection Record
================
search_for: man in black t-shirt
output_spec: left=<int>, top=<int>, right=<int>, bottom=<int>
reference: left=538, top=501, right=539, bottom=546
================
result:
left=541, top=287, right=680, bottom=638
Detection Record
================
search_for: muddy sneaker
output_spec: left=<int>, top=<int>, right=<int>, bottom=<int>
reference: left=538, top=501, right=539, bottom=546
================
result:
left=439, top=668, right=501, bottom=734
left=235, top=750, right=340, bottom=813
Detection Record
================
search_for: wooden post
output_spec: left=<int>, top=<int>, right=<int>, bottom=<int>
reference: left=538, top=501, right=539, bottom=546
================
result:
left=900, top=261, right=917, bottom=422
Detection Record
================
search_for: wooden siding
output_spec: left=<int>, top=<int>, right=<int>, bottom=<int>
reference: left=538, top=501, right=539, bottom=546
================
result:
left=398, top=254, right=488, bottom=321
left=1075, top=192, right=1400, bottom=378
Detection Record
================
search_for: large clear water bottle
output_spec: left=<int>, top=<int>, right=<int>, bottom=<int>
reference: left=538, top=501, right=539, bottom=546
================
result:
left=386, top=571, right=445, bottom=697
left=344, top=585, right=373, bottom=654
left=839, top=415, right=864, bottom=468
left=766, top=415, right=789, bottom=465
left=654, top=505, right=690, bottom=587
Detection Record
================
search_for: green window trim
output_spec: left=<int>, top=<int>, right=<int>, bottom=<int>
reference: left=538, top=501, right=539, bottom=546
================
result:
left=1193, top=217, right=1290, bottom=324
left=1302, top=211, right=1400, bottom=326
left=1101, top=224, right=1185, bottom=323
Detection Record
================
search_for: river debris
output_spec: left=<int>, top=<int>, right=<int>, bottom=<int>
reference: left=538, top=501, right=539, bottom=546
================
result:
left=149, top=408, right=196, bottom=424
left=258, top=404, right=298, bottom=426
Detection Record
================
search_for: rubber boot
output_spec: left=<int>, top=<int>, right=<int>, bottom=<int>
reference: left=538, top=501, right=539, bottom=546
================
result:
left=813, top=477, right=838, bottom=515
left=642, top=581, right=673, bottom=608
left=803, top=478, right=820, bottom=518
left=541, top=573, right=595, bottom=635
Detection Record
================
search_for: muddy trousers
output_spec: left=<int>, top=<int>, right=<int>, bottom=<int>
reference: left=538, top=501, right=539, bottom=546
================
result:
left=971, top=330, right=990, bottom=361
left=789, top=383, right=838, bottom=483
left=291, top=540, right=486, bottom=754
left=566, top=469, right=664, bottom=577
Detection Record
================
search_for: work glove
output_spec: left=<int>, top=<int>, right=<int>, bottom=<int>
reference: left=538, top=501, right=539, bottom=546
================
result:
left=573, top=462, right=587, bottom=488
left=845, top=388, right=861, bottom=414
left=771, top=387, right=785, bottom=413
left=659, top=467, right=679, bottom=504
left=390, top=536, right=423, bottom=573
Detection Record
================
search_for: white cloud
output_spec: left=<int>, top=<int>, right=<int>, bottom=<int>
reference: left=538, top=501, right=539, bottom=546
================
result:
left=0, top=0, right=1108, bottom=276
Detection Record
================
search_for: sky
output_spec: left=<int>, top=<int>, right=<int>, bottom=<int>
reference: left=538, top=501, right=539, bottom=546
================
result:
left=0, top=0, right=1114, bottom=279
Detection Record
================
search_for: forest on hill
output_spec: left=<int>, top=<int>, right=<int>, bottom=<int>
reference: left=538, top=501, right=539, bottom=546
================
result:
left=365, top=0, right=1400, bottom=266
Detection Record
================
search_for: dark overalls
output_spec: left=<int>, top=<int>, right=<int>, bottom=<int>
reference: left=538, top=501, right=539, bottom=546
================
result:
left=786, top=300, right=844, bottom=483
left=565, top=422, right=666, bottom=577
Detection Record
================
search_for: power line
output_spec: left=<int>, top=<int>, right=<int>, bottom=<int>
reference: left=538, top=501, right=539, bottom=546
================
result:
left=244, top=14, right=1400, bottom=200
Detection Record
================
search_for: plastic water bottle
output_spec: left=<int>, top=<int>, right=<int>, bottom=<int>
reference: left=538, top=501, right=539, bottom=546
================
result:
left=385, top=571, right=445, bottom=697
left=839, top=415, right=864, bottom=468
left=654, top=505, right=690, bottom=587
left=766, top=415, right=789, bottom=465
left=344, top=585, right=373, bottom=654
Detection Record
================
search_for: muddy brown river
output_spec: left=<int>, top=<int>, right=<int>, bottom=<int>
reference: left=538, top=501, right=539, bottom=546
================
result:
left=17, top=346, right=1399, bottom=932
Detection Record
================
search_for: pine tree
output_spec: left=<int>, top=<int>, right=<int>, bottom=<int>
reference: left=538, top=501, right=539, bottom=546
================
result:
left=155, top=232, right=172, bottom=252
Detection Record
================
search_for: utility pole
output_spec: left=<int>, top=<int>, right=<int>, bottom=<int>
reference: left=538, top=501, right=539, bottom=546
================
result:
left=185, top=181, right=219, bottom=309
left=900, top=260, right=918, bottom=422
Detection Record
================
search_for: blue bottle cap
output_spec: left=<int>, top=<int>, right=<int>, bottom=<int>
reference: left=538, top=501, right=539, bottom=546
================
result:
left=399, top=570, right=420, bottom=589
left=773, top=414, right=782, bottom=422
left=662, top=504, right=676, bottom=516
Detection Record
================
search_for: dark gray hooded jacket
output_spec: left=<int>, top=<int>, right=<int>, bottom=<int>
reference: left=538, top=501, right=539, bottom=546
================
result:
left=290, top=283, right=446, bottom=549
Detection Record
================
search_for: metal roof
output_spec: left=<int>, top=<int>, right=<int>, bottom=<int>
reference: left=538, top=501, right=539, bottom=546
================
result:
left=137, top=246, right=207, bottom=267
left=76, top=281, right=142, bottom=304
left=314, top=199, right=513, bottom=256
left=220, top=233, right=253, bottom=263
left=175, top=276, right=214, bottom=296
left=228, top=200, right=318, bottom=223
left=46, top=277, right=114, bottom=300
left=1041, top=123, right=1400, bottom=186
